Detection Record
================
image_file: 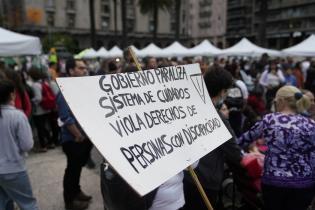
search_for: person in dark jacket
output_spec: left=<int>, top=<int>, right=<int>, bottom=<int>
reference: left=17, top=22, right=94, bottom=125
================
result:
left=57, top=58, right=93, bottom=210
left=183, top=66, right=242, bottom=210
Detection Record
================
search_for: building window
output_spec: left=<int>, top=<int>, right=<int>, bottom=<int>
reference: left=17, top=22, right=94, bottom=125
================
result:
left=66, top=0, right=75, bottom=10
left=101, top=4, right=110, bottom=13
left=101, top=17, right=109, bottom=30
left=171, top=22, right=176, bottom=32
left=47, top=12, right=55, bottom=26
left=67, top=14, right=75, bottom=27
left=127, top=18, right=134, bottom=32
left=149, top=20, right=154, bottom=32
left=101, top=0, right=110, bottom=14
left=46, top=0, right=55, bottom=9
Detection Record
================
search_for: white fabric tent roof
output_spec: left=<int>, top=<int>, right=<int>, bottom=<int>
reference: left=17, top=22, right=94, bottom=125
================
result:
left=82, top=48, right=97, bottom=59
left=95, top=47, right=108, bottom=58
left=221, top=38, right=281, bottom=57
left=107, top=45, right=123, bottom=58
left=137, top=43, right=164, bottom=58
left=129, top=45, right=140, bottom=55
left=189, top=40, right=222, bottom=56
left=282, top=34, right=315, bottom=56
left=0, top=27, right=41, bottom=56
left=160, top=41, right=192, bottom=57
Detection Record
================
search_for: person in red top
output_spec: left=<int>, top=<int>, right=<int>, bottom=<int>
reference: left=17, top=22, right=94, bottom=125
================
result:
left=293, top=62, right=304, bottom=89
left=4, top=69, right=32, bottom=118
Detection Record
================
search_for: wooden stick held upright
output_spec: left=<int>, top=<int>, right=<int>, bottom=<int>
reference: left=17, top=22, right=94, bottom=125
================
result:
left=128, top=47, right=142, bottom=71
left=127, top=47, right=214, bottom=210
left=188, top=166, right=214, bottom=210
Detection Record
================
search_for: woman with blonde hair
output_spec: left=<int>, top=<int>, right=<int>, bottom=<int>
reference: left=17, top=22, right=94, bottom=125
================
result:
left=238, top=85, right=315, bottom=210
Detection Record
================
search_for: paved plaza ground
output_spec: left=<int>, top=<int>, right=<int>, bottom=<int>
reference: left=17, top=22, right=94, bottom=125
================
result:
left=26, top=147, right=104, bottom=210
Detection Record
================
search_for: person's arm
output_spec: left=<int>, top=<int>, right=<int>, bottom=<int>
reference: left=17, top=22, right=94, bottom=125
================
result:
left=259, top=70, right=268, bottom=87
left=277, top=69, right=286, bottom=83
left=23, top=91, right=32, bottom=118
left=16, top=112, right=34, bottom=152
left=57, top=93, right=85, bottom=142
left=237, top=119, right=264, bottom=148
left=31, top=82, right=42, bottom=105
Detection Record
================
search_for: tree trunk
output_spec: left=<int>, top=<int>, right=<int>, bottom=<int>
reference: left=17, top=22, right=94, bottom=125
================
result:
left=258, top=0, right=268, bottom=47
left=153, top=0, right=158, bottom=42
left=121, top=0, right=127, bottom=48
left=113, top=0, right=118, bottom=35
left=175, top=0, right=181, bottom=41
left=89, top=0, right=96, bottom=48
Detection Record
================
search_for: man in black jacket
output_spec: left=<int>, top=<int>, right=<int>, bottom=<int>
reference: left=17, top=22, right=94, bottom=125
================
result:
left=183, top=66, right=243, bottom=210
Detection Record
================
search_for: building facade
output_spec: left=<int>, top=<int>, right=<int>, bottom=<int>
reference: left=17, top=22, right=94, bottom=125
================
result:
left=186, top=0, right=227, bottom=48
left=226, top=0, right=315, bottom=49
left=0, top=0, right=193, bottom=51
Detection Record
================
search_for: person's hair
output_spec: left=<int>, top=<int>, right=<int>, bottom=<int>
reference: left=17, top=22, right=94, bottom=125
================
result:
left=0, top=70, right=6, bottom=79
left=28, top=66, right=44, bottom=81
left=49, top=62, right=56, bottom=68
left=4, top=69, right=27, bottom=108
left=268, top=60, right=277, bottom=72
left=275, top=85, right=311, bottom=113
left=0, top=79, right=15, bottom=117
left=204, top=66, right=233, bottom=97
left=65, top=57, right=76, bottom=75
left=108, top=61, right=117, bottom=72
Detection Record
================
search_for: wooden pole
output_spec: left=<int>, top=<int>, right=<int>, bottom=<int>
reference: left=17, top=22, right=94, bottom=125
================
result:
left=127, top=47, right=214, bottom=210
left=187, top=166, right=214, bottom=210
left=127, top=47, right=142, bottom=71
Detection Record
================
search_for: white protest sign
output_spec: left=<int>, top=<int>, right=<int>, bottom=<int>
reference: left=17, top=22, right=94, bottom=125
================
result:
left=56, top=63, right=232, bottom=196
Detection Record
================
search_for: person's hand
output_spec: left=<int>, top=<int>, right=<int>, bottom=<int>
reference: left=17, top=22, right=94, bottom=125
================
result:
left=75, top=135, right=85, bottom=143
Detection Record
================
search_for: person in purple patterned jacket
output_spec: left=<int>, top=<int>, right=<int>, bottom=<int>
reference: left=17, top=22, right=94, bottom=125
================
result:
left=238, top=85, right=315, bottom=210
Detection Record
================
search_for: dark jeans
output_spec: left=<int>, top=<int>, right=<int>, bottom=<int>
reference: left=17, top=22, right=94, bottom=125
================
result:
left=262, top=184, right=314, bottom=210
left=62, top=140, right=92, bottom=204
left=48, top=111, right=60, bottom=145
left=33, top=113, right=52, bottom=148
left=100, top=163, right=156, bottom=210
left=183, top=181, right=219, bottom=210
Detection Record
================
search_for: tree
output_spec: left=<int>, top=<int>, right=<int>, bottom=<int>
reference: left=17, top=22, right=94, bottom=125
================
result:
left=258, top=0, right=268, bottom=47
left=121, top=0, right=127, bottom=47
left=113, top=0, right=118, bottom=35
left=139, top=0, right=173, bottom=42
left=89, top=0, right=96, bottom=48
left=174, top=0, right=181, bottom=41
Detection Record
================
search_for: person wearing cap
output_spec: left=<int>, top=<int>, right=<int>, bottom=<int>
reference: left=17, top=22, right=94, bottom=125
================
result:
left=238, top=85, right=315, bottom=210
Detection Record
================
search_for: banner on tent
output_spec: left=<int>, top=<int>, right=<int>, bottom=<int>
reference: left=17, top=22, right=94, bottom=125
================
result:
left=56, top=63, right=232, bottom=195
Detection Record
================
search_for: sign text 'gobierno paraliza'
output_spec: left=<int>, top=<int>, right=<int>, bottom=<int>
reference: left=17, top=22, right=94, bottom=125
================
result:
left=56, top=63, right=232, bottom=196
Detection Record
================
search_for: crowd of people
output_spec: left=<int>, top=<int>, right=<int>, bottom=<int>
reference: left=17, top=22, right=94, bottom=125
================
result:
left=0, top=49, right=315, bottom=210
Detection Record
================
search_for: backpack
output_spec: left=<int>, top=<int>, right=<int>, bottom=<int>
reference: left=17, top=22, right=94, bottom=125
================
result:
left=40, top=81, right=56, bottom=110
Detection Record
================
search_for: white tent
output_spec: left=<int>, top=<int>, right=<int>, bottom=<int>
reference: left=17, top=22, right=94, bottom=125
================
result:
left=95, top=47, right=108, bottom=58
left=282, top=34, right=315, bottom=57
left=137, top=43, right=164, bottom=58
left=82, top=48, right=97, bottom=59
left=107, top=45, right=123, bottom=58
left=160, top=41, right=192, bottom=57
left=0, top=27, right=41, bottom=56
left=189, top=40, right=222, bottom=56
left=129, top=45, right=140, bottom=56
left=221, top=38, right=281, bottom=57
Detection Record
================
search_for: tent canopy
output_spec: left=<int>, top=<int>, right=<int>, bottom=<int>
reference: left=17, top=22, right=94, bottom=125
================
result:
left=0, top=27, right=41, bottom=56
left=221, top=38, right=281, bottom=57
left=189, top=40, right=222, bottom=56
left=95, top=47, right=108, bottom=58
left=137, top=43, right=163, bottom=58
left=282, top=34, right=315, bottom=57
left=160, top=41, right=191, bottom=57
left=108, top=46, right=123, bottom=58
left=82, top=48, right=97, bottom=59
